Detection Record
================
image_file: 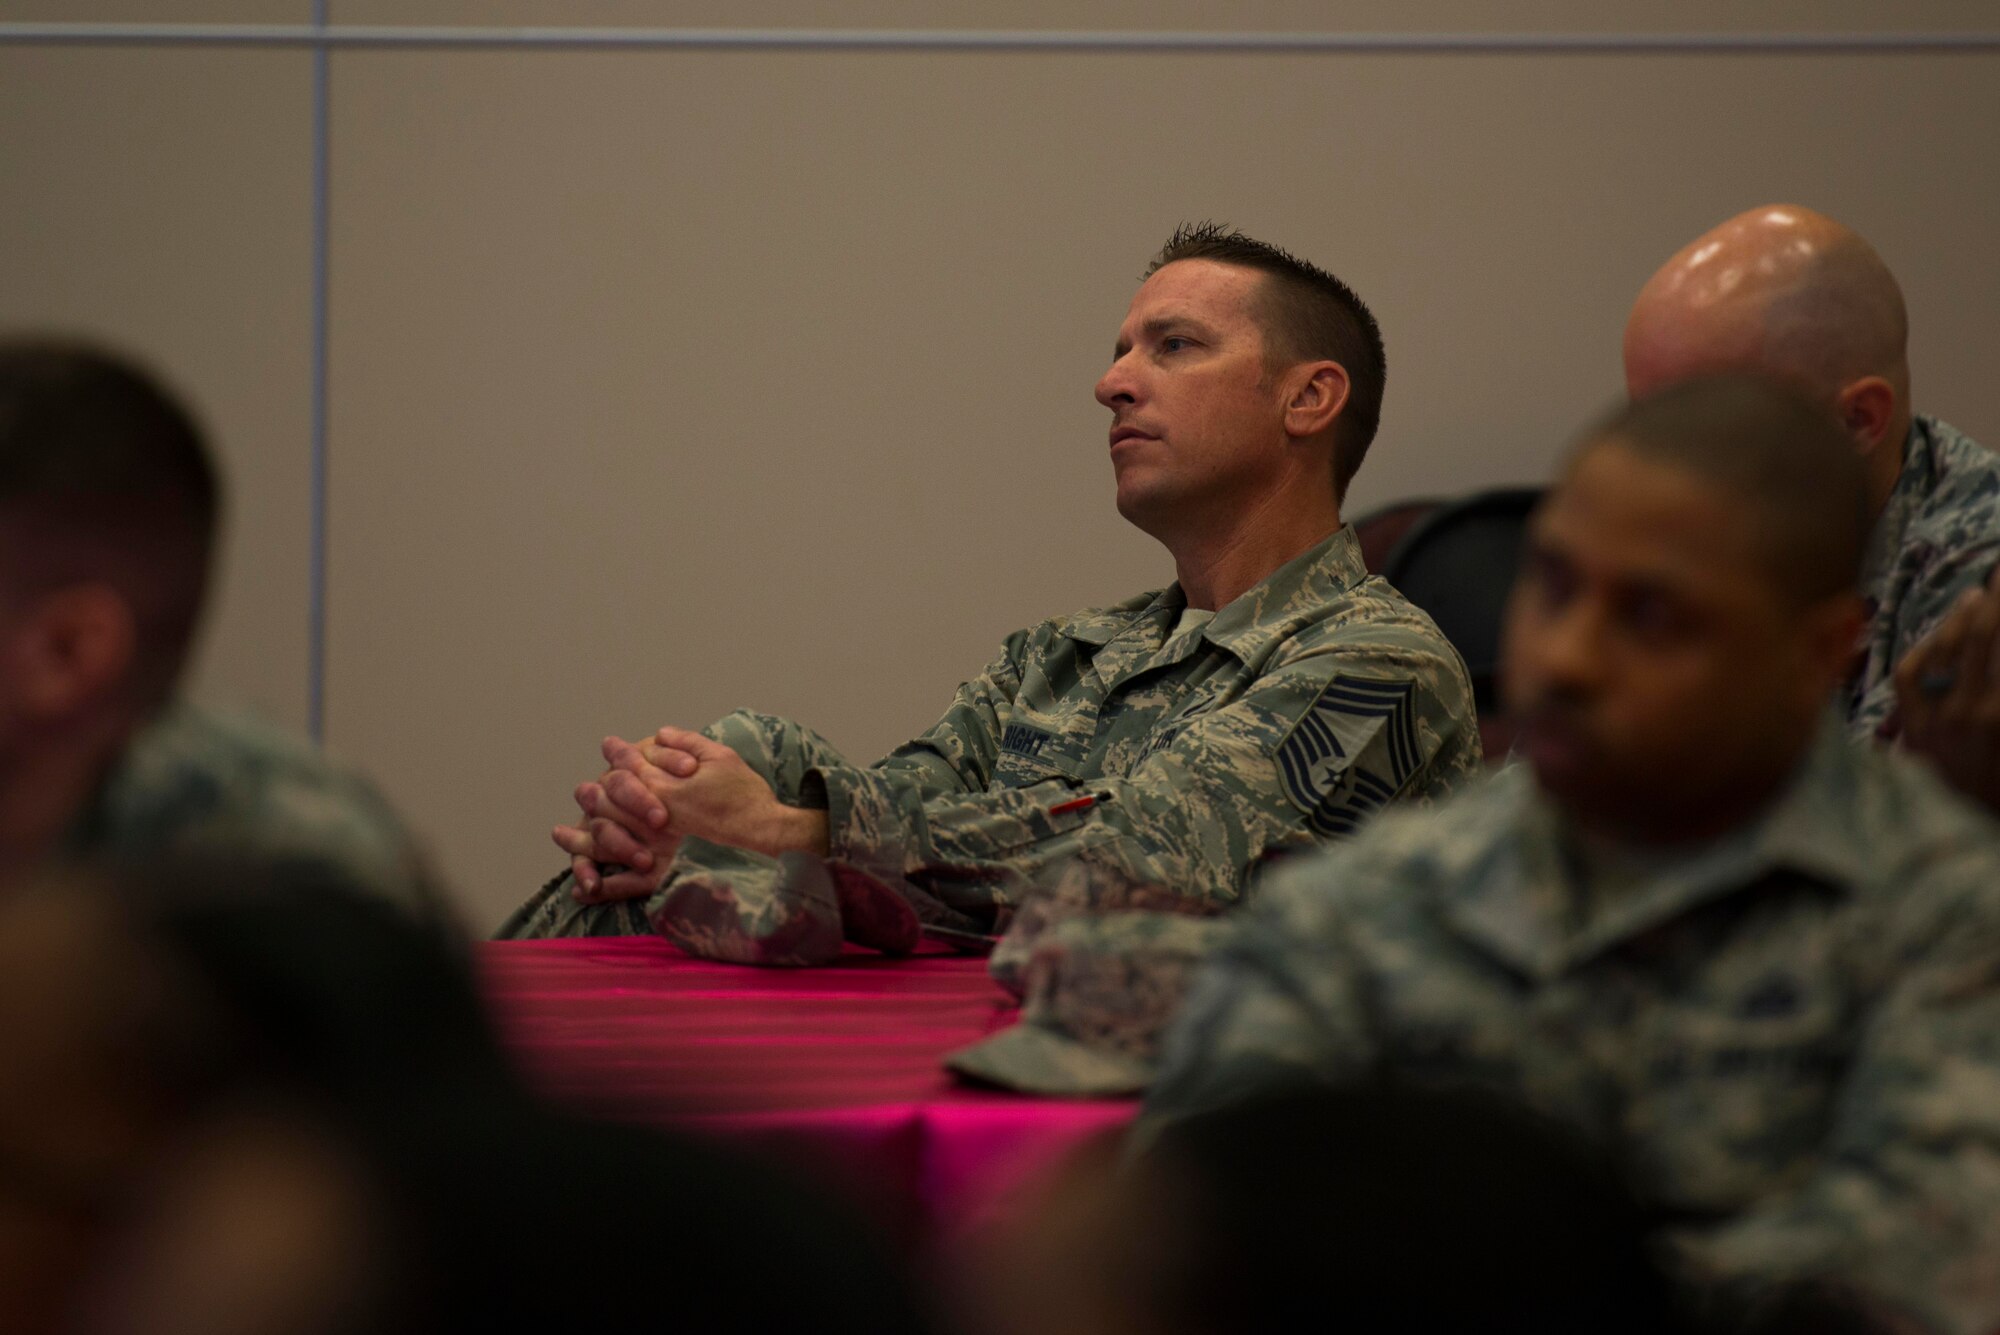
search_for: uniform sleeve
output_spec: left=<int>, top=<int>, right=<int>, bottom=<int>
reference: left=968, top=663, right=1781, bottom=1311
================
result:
left=234, top=766, right=451, bottom=925
left=1138, top=854, right=1383, bottom=1128
left=854, top=632, right=1029, bottom=800
left=1903, top=544, right=2000, bottom=651
left=105, top=714, right=451, bottom=926
left=1858, top=542, right=2000, bottom=739
left=1672, top=871, right=2000, bottom=1335
left=809, top=636, right=1474, bottom=907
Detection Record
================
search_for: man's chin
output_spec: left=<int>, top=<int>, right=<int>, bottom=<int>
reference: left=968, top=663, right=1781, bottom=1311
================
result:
left=1517, top=725, right=1618, bottom=812
left=1112, top=482, right=1175, bottom=534
left=1524, top=751, right=1683, bottom=844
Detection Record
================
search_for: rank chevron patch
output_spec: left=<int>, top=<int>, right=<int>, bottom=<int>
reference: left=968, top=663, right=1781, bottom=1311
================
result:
left=1276, top=675, right=1422, bottom=837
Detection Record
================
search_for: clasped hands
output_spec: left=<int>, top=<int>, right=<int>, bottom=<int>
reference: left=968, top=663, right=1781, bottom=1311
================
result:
left=553, top=726, right=830, bottom=904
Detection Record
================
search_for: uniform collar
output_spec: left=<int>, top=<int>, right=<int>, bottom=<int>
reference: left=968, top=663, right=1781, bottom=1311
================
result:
left=1059, top=596, right=1174, bottom=648
left=1061, top=526, right=1368, bottom=664
left=1436, top=714, right=1868, bottom=980
left=1201, top=526, right=1368, bottom=663
left=59, top=703, right=188, bottom=858
left=1861, top=418, right=1936, bottom=594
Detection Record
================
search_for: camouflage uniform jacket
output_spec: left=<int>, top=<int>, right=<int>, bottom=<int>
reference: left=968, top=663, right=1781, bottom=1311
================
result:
left=66, top=703, right=442, bottom=919
left=1850, top=416, right=2000, bottom=738
left=1146, top=719, right=2000, bottom=1334
left=797, top=526, right=1480, bottom=912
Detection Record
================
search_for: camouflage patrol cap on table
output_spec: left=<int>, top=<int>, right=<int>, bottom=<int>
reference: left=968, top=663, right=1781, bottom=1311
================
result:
left=946, top=910, right=1232, bottom=1097
left=988, top=847, right=1221, bottom=998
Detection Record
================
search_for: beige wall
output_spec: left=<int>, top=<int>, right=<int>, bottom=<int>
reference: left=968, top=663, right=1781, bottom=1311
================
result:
left=3, top=11, right=1997, bottom=928
left=0, top=42, right=315, bottom=732
left=332, top=1, right=1997, bottom=33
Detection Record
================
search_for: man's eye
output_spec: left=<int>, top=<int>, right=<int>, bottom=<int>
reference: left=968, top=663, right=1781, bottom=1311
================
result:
left=1523, top=553, right=1575, bottom=605
left=1160, top=336, right=1191, bottom=353
left=1619, top=592, right=1686, bottom=637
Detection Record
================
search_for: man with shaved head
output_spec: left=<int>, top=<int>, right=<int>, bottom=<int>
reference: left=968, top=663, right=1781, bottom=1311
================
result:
left=1624, top=204, right=2000, bottom=740
left=1121, top=377, right=2000, bottom=1333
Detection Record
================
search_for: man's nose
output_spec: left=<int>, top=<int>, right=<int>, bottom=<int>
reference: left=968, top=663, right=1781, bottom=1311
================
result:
left=1534, top=601, right=1609, bottom=693
left=1095, top=356, right=1138, bottom=409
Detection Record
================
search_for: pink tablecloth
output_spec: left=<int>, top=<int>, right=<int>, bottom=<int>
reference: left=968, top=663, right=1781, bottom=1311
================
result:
left=477, top=938, right=1136, bottom=1238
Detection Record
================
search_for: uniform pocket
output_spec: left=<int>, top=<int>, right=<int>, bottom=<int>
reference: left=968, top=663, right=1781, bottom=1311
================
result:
left=1620, top=981, right=1853, bottom=1212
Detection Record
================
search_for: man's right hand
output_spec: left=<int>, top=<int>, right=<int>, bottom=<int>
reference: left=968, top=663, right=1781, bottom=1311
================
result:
left=550, top=732, right=701, bottom=903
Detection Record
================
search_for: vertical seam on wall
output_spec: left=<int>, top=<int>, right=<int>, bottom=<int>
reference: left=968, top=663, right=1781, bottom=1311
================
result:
left=308, top=0, right=330, bottom=743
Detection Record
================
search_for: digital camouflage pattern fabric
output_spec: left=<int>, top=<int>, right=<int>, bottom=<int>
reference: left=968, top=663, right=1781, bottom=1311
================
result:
left=1144, top=717, right=2000, bottom=1335
left=984, top=845, right=1227, bottom=1000
left=69, top=704, right=442, bottom=919
left=940, top=855, right=1233, bottom=1092
left=1850, top=417, right=2000, bottom=738
left=948, top=908, right=1232, bottom=1096
left=497, top=527, right=1481, bottom=961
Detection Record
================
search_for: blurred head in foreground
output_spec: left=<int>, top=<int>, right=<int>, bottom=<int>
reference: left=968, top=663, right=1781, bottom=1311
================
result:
left=0, top=858, right=505, bottom=1333
left=978, top=1083, right=1691, bottom=1335
left=1502, top=375, right=1868, bottom=847
left=0, top=859, right=928, bottom=1335
left=0, top=343, right=219, bottom=869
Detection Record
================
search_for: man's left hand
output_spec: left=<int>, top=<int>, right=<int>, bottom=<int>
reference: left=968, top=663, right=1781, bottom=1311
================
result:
left=616, top=726, right=831, bottom=858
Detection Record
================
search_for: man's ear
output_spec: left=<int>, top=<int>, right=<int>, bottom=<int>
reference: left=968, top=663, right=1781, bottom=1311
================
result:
left=13, top=584, right=139, bottom=719
left=1282, top=361, right=1351, bottom=441
left=1834, top=376, right=1898, bottom=451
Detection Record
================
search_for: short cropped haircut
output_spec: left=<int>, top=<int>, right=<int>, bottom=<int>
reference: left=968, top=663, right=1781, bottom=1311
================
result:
left=0, top=340, right=220, bottom=704
left=1146, top=222, right=1387, bottom=500
left=1578, top=374, right=1869, bottom=606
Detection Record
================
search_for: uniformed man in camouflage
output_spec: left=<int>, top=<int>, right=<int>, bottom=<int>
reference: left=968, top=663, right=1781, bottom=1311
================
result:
left=1133, top=377, right=2000, bottom=1335
left=0, top=341, right=436, bottom=915
left=1624, top=204, right=2000, bottom=744
left=500, top=224, right=1480, bottom=961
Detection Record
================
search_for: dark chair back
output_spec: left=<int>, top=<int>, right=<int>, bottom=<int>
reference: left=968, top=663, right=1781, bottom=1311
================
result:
left=1380, top=486, right=1544, bottom=713
left=1349, top=497, right=1442, bottom=574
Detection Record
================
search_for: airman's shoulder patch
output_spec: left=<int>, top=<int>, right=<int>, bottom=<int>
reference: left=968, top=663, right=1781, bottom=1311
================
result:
left=1277, top=676, right=1421, bottom=836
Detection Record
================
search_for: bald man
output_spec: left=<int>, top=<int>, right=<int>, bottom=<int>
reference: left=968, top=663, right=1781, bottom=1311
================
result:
left=1624, top=204, right=2000, bottom=740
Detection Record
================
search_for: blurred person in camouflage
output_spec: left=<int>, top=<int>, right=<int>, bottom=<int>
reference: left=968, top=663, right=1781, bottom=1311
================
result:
left=499, top=223, right=1481, bottom=961
left=1623, top=204, right=2000, bottom=744
left=0, top=340, right=435, bottom=913
left=1135, top=376, right=2000, bottom=1335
